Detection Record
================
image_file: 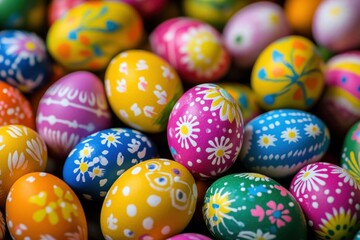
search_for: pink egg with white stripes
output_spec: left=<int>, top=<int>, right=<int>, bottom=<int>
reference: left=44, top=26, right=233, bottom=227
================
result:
left=36, top=71, right=112, bottom=159
left=167, top=83, right=244, bottom=179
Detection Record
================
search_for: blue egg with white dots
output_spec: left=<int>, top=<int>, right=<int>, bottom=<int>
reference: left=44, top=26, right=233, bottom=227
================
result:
left=63, top=128, right=159, bottom=200
left=0, top=30, right=50, bottom=93
left=239, top=109, right=330, bottom=178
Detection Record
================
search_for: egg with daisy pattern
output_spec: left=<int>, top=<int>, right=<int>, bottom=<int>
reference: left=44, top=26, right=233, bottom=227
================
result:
left=239, top=109, right=330, bottom=178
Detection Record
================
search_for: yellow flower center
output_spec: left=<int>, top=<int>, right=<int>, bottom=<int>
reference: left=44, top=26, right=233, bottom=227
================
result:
left=216, top=149, right=224, bottom=157
left=25, top=41, right=36, bottom=51
left=93, top=168, right=101, bottom=175
left=330, top=7, right=341, bottom=16
left=263, top=137, right=269, bottom=144
left=312, top=126, right=318, bottom=132
left=79, top=162, right=88, bottom=173
left=303, top=171, right=310, bottom=179
left=180, top=125, right=189, bottom=135
left=289, top=132, right=296, bottom=138
left=269, top=14, right=279, bottom=24
left=107, top=135, right=115, bottom=142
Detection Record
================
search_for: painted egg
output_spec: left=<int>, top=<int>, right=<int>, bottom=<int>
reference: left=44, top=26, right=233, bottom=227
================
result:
left=6, top=172, right=87, bottom=239
left=315, top=51, right=360, bottom=138
left=0, top=30, right=49, bottom=93
left=167, top=83, right=244, bottom=179
left=0, top=210, right=5, bottom=239
left=313, top=0, right=360, bottom=53
left=63, top=128, right=159, bottom=201
left=150, top=17, right=230, bottom=84
left=355, top=229, right=360, bottom=240
left=47, top=1, right=143, bottom=71
left=341, top=121, right=360, bottom=184
left=111, top=0, right=167, bottom=18
left=218, top=83, right=261, bottom=124
left=100, top=158, right=198, bottom=239
left=239, top=109, right=330, bottom=178
left=251, top=35, right=325, bottom=110
left=289, top=162, right=360, bottom=240
left=47, top=0, right=88, bottom=26
left=182, top=0, right=249, bottom=28
left=203, top=173, right=307, bottom=240
left=105, top=50, right=183, bottom=133
left=167, top=233, right=212, bottom=240
left=223, top=1, right=291, bottom=68
left=36, top=71, right=112, bottom=160
left=0, top=125, right=47, bottom=208
left=0, top=81, right=35, bottom=129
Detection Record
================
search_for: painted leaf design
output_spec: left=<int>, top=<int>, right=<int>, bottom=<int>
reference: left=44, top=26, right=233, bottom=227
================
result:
left=6, top=125, right=25, bottom=138
left=26, top=137, right=45, bottom=166
left=8, top=151, right=28, bottom=175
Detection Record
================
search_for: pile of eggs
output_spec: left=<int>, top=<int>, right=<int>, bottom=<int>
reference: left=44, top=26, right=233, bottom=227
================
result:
left=0, top=0, right=359, bottom=239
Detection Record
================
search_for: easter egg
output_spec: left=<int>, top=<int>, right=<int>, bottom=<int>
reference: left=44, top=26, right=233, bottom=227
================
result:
left=6, top=172, right=87, bottom=239
left=47, top=1, right=143, bottom=71
left=167, top=233, right=212, bottom=240
left=112, top=0, right=167, bottom=18
left=290, top=162, right=360, bottom=240
left=0, top=30, right=49, bottom=93
left=150, top=17, right=230, bottom=84
left=341, top=121, right=360, bottom=184
left=218, top=83, right=261, bottom=124
left=167, top=83, right=244, bottom=179
left=100, top=158, right=197, bottom=239
left=203, top=173, right=307, bottom=240
left=182, top=0, right=249, bottom=28
left=251, top=35, right=325, bottom=110
left=239, top=109, right=330, bottom=178
left=36, top=71, right=112, bottom=159
left=355, top=229, right=360, bottom=240
left=105, top=50, right=183, bottom=133
left=47, top=0, right=88, bottom=26
left=63, top=128, right=159, bottom=201
left=0, top=211, right=5, bottom=239
left=0, top=125, right=47, bottom=208
left=0, top=81, right=35, bottom=129
left=313, top=0, right=360, bottom=53
left=223, top=1, right=291, bottom=68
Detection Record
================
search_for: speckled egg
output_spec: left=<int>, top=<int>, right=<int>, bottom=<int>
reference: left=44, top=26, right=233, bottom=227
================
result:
left=150, top=17, right=230, bottom=84
left=105, top=50, right=183, bottom=133
left=6, top=172, right=87, bottom=239
left=47, top=0, right=88, bottom=26
left=239, top=109, right=330, bottom=178
left=112, top=0, right=167, bottom=18
left=251, top=35, right=325, bottom=110
left=167, top=233, right=212, bottom=240
left=47, top=1, right=143, bottom=71
left=218, top=83, right=261, bottom=124
left=0, top=30, right=49, bottom=93
left=36, top=71, right=112, bottom=160
left=223, top=1, right=291, bottom=68
left=0, top=125, right=47, bottom=208
left=100, top=158, right=197, bottom=239
left=290, top=162, right=360, bottom=240
left=167, top=83, right=244, bottom=179
left=63, top=128, right=158, bottom=201
left=313, top=0, right=360, bottom=53
left=203, top=173, right=307, bottom=240
left=315, top=51, right=360, bottom=138
left=0, top=81, right=35, bottom=128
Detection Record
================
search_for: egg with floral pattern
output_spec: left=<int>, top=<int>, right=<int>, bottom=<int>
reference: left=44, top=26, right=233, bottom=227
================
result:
left=6, top=172, right=87, bottom=239
left=167, top=83, right=244, bottom=179
left=0, top=30, right=49, bottom=93
left=100, top=158, right=197, bottom=239
left=203, top=172, right=307, bottom=240
left=239, top=109, right=330, bottom=178
left=105, top=50, right=184, bottom=133
left=290, top=162, right=360, bottom=240
left=63, top=128, right=159, bottom=201
left=47, top=1, right=143, bottom=71
left=0, top=125, right=47, bottom=208
left=167, top=233, right=212, bottom=240
left=251, top=35, right=325, bottom=110
left=150, top=17, right=230, bottom=84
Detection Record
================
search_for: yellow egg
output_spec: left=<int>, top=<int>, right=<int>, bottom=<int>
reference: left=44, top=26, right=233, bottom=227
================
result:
left=105, top=50, right=184, bottom=133
left=251, top=35, right=325, bottom=110
left=47, top=1, right=143, bottom=71
left=6, top=172, right=87, bottom=239
left=0, top=125, right=47, bottom=207
left=100, top=159, right=197, bottom=239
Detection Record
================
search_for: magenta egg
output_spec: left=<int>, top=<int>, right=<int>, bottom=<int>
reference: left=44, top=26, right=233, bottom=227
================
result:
left=290, top=162, right=360, bottom=239
left=112, top=0, right=167, bottom=18
left=167, top=83, right=244, bottom=179
left=36, top=71, right=112, bottom=159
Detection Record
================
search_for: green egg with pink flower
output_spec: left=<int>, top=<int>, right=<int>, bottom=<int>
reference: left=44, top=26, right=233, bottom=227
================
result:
left=202, top=172, right=307, bottom=239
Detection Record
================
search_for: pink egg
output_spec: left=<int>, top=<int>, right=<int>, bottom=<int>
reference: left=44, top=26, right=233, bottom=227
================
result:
left=167, top=83, right=244, bottom=179
left=36, top=71, right=112, bottom=159
left=290, top=162, right=360, bottom=239
left=150, top=17, right=230, bottom=84
left=167, top=233, right=212, bottom=240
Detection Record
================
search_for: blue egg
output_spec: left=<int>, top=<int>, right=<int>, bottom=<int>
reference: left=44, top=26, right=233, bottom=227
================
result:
left=0, top=30, right=50, bottom=93
left=239, top=109, right=330, bottom=178
left=63, top=128, right=159, bottom=200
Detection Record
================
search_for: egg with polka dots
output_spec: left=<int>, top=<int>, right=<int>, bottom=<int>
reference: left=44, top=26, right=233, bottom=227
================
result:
left=290, top=162, right=360, bottom=240
left=100, top=158, right=198, bottom=239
